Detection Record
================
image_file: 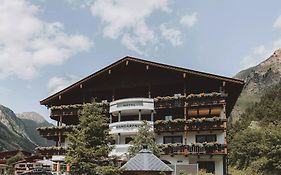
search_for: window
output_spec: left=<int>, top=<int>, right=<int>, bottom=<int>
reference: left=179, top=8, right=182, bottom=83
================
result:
left=196, top=135, right=217, bottom=143
left=198, top=161, right=215, bottom=174
left=125, top=137, right=133, bottom=144
left=163, top=136, right=182, bottom=144
left=165, top=115, right=173, bottom=121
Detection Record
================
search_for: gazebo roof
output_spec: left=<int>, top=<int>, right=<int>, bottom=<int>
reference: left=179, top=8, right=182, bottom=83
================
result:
left=122, top=149, right=173, bottom=172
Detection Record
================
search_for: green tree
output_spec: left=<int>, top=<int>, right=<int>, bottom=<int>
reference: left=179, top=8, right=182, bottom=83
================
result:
left=128, top=120, right=161, bottom=158
left=66, top=101, right=121, bottom=175
left=229, top=82, right=281, bottom=174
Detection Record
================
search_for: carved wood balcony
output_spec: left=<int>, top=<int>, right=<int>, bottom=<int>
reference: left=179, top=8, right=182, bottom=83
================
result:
left=161, top=143, right=227, bottom=156
left=37, top=125, right=76, bottom=141
left=50, top=102, right=109, bottom=117
left=154, top=117, right=226, bottom=133
left=154, top=92, right=227, bottom=109
left=36, top=146, right=66, bottom=156
left=154, top=119, right=185, bottom=133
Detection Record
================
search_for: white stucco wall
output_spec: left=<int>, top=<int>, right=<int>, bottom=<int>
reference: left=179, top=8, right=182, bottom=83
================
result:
left=155, top=132, right=185, bottom=144
left=160, top=155, right=189, bottom=165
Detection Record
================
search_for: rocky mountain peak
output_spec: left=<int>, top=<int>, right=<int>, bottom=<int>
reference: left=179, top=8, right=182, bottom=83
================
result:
left=232, top=48, right=281, bottom=122
left=258, top=49, right=281, bottom=74
left=17, top=112, right=46, bottom=124
left=0, top=104, right=53, bottom=151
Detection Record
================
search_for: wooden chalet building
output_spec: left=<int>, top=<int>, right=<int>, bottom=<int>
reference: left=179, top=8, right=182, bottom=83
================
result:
left=38, top=56, right=244, bottom=175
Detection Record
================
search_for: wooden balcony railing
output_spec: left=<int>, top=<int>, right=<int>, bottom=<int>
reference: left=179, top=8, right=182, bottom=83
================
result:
left=154, top=92, right=227, bottom=109
left=37, top=125, right=76, bottom=139
left=160, top=143, right=226, bottom=156
left=154, top=117, right=226, bottom=133
left=186, top=117, right=226, bottom=131
left=50, top=102, right=109, bottom=117
left=36, top=146, right=66, bottom=156
left=154, top=119, right=185, bottom=133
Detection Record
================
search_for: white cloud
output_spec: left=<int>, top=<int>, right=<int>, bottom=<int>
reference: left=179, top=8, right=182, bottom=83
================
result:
left=0, top=0, right=93, bottom=80
left=160, top=24, right=182, bottom=46
left=241, top=16, right=281, bottom=69
left=90, top=0, right=171, bottom=54
left=241, top=40, right=281, bottom=69
left=273, top=15, right=281, bottom=29
left=180, top=12, right=197, bottom=28
left=47, top=75, right=78, bottom=94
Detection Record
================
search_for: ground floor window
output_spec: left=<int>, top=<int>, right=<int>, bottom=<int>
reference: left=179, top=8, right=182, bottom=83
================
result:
left=197, top=161, right=215, bottom=174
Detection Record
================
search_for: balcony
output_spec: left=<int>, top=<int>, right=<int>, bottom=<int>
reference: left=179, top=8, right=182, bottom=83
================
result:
left=37, top=125, right=76, bottom=141
left=154, top=119, right=185, bottom=133
left=36, top=146, right=66, bottom=156
left=154, top=92, right=227, bottom=109
left=110, top=98, right=154, bottom=115
left=109, top=144, right=131, bottom=157
left=161, top=143, right=227, bottom=156
left=154, top=117, right=226, bottom=133
left=50, top=103, right=109, bottom=122
left=186, top=117, right=227, bottom=131
left=109, top=121, right=153, bottom=134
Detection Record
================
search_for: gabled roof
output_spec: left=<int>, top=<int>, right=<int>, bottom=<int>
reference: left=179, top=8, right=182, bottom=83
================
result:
left=40, top=56, right=244, bottom=105
left=121, top=149, right=173, bottom=172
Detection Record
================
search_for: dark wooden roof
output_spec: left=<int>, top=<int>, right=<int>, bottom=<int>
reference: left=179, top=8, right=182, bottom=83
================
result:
left=40, top=56, right=244, bottom=115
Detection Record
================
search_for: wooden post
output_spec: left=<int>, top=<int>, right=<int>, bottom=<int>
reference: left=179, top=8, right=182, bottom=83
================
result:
left=58, top=132, right=61, bottom=146
left=139, top=110, right=141, bottom=121
left=118, top=133, right=121, bottom=144
left=59, top=115, right=62, bottom=126
left=183, top=82, right=187, bottom=96
left=109, top=113, right=112, bottom=123
left=57, top=162, right=60, bottom=174
left=148, top=85, right=151, bottom=98
left=118, top=111, right=121, bottom=122
left=184, top=102, right=188, bottom=145
left=223, top=104, right=227, bottom=154
left=150, top=110, right=154, bottom=122
left=112, top=89, right=115, bottom=101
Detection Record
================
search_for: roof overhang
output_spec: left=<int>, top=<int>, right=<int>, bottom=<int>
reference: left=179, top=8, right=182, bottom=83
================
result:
left=40, top=56, right=244, bottom=106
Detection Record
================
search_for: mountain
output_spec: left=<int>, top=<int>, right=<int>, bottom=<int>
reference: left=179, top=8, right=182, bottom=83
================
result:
left=231, top=49, right=281, bottom=122
left=0, top=105, right=52, bottom=152
left=17, top=112, right=53, bottom=147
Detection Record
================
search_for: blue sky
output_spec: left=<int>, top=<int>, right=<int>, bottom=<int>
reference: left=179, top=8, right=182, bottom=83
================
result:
left=1, top=0, right=281, bottom=123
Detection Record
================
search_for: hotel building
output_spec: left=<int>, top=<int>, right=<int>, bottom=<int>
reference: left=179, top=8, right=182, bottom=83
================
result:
left=37, top=56, right=244, bottom=175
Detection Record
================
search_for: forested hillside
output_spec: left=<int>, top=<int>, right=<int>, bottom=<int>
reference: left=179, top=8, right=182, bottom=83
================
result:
left=229, top=82, right=281, bottom=175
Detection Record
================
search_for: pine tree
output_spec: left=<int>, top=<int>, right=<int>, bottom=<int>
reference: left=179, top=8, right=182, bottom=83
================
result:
left=66, top=101, right=121, bottom=175
left=128, top=120, right=161, bottom=158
